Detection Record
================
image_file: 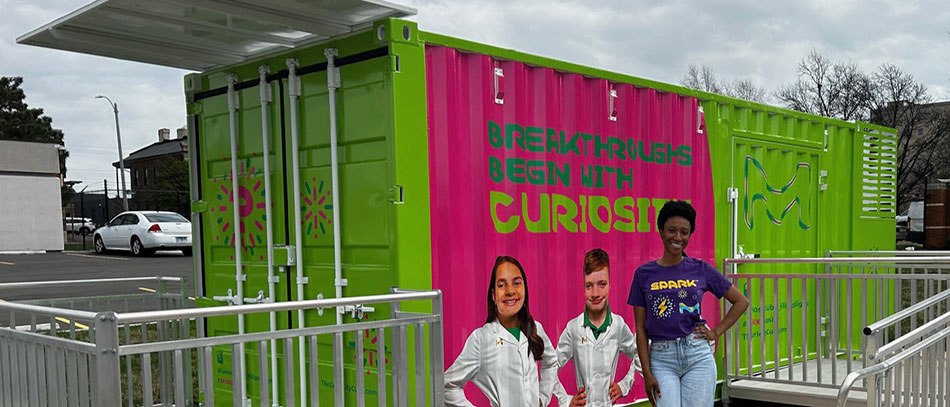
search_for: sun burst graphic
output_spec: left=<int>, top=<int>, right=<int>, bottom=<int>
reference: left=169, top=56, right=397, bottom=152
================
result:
left=302, top=176, right=333, bottom=240
left=210, top=157, right=268, bottom=261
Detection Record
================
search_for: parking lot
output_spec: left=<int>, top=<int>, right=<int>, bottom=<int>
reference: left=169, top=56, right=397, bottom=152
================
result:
left=0, top=250, right=193, bottom=303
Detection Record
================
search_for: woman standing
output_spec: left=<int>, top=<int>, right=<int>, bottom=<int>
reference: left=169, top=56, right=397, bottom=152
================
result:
left=627, top=201, right=749, bottom=407
left=444, top=256, right=559, bottom=406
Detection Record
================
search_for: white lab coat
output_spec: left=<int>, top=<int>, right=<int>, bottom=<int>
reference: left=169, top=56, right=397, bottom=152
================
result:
left=553, top=312, right=641, bottom=407
left=444, top=320, right=559, bottom=406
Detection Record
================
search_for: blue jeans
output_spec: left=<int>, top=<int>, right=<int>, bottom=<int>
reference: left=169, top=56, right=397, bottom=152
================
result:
left=649, top=335, right=717, bottom=407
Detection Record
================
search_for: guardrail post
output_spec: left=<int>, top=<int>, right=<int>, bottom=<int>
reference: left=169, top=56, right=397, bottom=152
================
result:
left=866, top=333, right=879, bottom=404
left=390, top=287, right=409, bottom=407
left=94, top=311, right=121, bottom=406
left=430, top=290, right=445, bottom=407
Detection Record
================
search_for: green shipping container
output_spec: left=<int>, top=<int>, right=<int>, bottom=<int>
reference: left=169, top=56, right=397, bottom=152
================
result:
left=19, top=2, right=897, bottom=405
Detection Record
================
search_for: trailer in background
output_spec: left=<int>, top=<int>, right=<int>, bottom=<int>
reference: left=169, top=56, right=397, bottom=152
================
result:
left=926, top=181, right=950, bottom=248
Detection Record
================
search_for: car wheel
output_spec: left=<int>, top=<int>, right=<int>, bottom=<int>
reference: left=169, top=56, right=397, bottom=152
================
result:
left=94, top=236, right=107, bottom=254
left=181, top=247, right=193, bottom=256
left=131, top=237, right=152, bottom=257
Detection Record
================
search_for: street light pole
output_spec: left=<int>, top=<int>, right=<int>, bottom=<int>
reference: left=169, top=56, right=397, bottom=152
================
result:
left=95, top=95, right=129, bottom=212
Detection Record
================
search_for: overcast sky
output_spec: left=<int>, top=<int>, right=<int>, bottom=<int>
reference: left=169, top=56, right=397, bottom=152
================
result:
left=2, top=0, right=948, bottom=192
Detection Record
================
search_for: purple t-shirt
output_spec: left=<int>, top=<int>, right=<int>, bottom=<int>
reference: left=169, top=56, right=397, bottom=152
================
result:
left=627, top=257, right=732, bottom=341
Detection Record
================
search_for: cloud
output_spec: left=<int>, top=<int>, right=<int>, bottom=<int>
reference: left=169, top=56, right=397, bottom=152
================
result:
left=2, top=0, right=188, bottom=190
left=2, top=0, right=948, bottom=189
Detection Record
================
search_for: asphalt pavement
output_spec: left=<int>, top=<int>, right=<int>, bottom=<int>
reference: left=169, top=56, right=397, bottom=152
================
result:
left=0, top=250, right=194, bottom=303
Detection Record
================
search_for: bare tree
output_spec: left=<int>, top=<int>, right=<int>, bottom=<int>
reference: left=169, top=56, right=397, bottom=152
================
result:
left=777, top=52, right=950, bottom=209
left=775, top=50, right=872, bottom=121
left=868, top=64, right=950, bottom=208
left=728, top=78, right=768, bottom=103
left=682, top=64, right=724, bottom=94
left=681, top=63, right=768, bottom=102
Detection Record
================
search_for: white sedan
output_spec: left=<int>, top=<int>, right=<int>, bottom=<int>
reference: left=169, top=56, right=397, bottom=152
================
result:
left=94, top=211, right=192, bottom=256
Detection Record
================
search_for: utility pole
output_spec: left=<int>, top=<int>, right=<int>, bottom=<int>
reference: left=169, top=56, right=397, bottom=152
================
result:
left=104, top=179, right=110, bottom=221
left=96, top=95, right=129, bottom=212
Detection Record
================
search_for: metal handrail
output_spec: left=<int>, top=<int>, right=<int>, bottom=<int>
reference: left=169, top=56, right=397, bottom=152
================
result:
left=722, top=273, right=950, bottom=280
left=725, top=256, right=950, bottom=265
left=0, top=326, right=98, bottom=353
left=0, top=276, right=184, bottom=290
left=118, top=314, right=439, bottom=356
left=863, top=288, right=950, bottom=335
left=721, top=256, right=950, bottom=403
left=117, top=290, right=441, bottom=323
left=836, top=323, right=950, bottom=407
left=0, top=300, right=98, bottom=322
left=871, top=309, right=950, bottom=361
left=828, top=250, right=950, bottom=257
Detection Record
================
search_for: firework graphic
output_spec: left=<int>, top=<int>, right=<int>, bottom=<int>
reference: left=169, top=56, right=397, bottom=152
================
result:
left=651, top=296, right=674, bottom=319
left=677, top=289, right=688, bottom=299
left=302, top=176, right=333, bottom=240
left=211, top=157, right=268, bottom=261
left=347, top=329, right=390, bottom=375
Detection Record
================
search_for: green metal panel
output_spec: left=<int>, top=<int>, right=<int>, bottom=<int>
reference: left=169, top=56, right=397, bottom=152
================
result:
left=380, top=18, right=436, bottom=404
left=191, top=79, right=295, bottom=403
left=419, top=29, right=896, bottom=257
left=182, top=17, right=898, bottom=407
left=186, top=26, right=418, bottom=405
left=289, top=46, right=396, bottom=406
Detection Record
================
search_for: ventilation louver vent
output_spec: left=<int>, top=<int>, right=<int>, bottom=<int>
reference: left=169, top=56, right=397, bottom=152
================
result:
left=859, top=126, right=898, bottom=218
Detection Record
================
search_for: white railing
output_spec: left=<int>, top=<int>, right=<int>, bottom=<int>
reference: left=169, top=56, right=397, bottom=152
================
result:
left=0, top=280, right=445, bottom=407
left=836, top=289, right=950, bottom=407
left=721, top=256, right=950, bottom=403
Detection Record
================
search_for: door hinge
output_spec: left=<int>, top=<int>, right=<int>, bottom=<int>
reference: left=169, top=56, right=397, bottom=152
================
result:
left=389, top=185, right=405, bottom=205
left=727, top=187, right=739, bottom=203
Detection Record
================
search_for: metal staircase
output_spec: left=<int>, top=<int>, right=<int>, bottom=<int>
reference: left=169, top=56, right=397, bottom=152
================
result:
left=721, top=252, right=950, bottom=407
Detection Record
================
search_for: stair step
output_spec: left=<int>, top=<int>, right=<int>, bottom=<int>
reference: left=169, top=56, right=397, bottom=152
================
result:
left=728, top=380, right=866, bottom=407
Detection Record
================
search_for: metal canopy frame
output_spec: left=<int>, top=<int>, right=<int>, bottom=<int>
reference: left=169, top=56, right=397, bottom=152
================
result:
left=17, top=0, right=415, bottom=71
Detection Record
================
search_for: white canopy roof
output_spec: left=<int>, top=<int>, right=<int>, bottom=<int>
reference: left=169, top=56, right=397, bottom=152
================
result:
left=18, top=0, right=416, bottom=71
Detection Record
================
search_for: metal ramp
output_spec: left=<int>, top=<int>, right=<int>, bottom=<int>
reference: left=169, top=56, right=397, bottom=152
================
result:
left=729, top=359, right=867, bottom=407
left=721, top=252, right=950, bottom=407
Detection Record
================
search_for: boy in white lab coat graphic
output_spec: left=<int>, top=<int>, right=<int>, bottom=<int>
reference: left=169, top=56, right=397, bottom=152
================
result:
left=555, top=249, right=641, bottom=406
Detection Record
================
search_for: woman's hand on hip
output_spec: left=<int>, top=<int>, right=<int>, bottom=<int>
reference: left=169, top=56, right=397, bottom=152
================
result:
left=693, top=324, right=718, bottom=341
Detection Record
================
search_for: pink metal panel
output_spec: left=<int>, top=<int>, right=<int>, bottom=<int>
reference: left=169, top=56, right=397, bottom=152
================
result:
left=426, top=45, right=716, bottom=404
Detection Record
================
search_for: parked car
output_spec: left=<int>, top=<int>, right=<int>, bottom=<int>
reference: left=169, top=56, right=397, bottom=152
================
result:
left=93, top=211, right=192, bottom=256
left=64, top=217, right=96, bottom=235
left=899, top=201, right=924, bottom=243
left=895, top=217, right=908, bottom=241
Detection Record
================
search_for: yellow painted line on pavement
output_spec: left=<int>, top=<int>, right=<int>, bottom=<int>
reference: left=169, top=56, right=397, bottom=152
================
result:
left=140, top=287, right=194, bottom=300
left=55, top=316, right=90, bottom=330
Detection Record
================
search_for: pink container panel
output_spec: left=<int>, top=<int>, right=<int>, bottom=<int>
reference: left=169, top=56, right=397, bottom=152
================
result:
left=426, top=45, right=716, bottom=404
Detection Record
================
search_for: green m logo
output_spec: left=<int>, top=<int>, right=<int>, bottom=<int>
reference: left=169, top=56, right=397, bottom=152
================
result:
left=743, top=155, right=812, bottom=231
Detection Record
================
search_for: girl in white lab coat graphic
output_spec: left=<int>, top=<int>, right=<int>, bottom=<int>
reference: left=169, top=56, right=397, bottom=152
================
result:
left=444, top=256, right=559, bottom=406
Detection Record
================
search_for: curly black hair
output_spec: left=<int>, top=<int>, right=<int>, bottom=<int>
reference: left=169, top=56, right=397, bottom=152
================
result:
left=657, top=200, right=696, bottom=234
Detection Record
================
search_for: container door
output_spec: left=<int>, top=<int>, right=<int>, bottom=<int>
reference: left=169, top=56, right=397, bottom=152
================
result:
left=286, top=54, right=396, bottom=405
left=193, top=81, right=292, bottom=402
left=730, top=137, right=821, bottom=375
left=732, top=139, right=820, bottom=258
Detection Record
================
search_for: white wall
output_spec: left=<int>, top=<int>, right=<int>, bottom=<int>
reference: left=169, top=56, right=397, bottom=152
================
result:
left=0, top=140, right=60, bottom=173
left=0, top=140, right=64, bottom=252
left=0, top=175, right=64, bottom=252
